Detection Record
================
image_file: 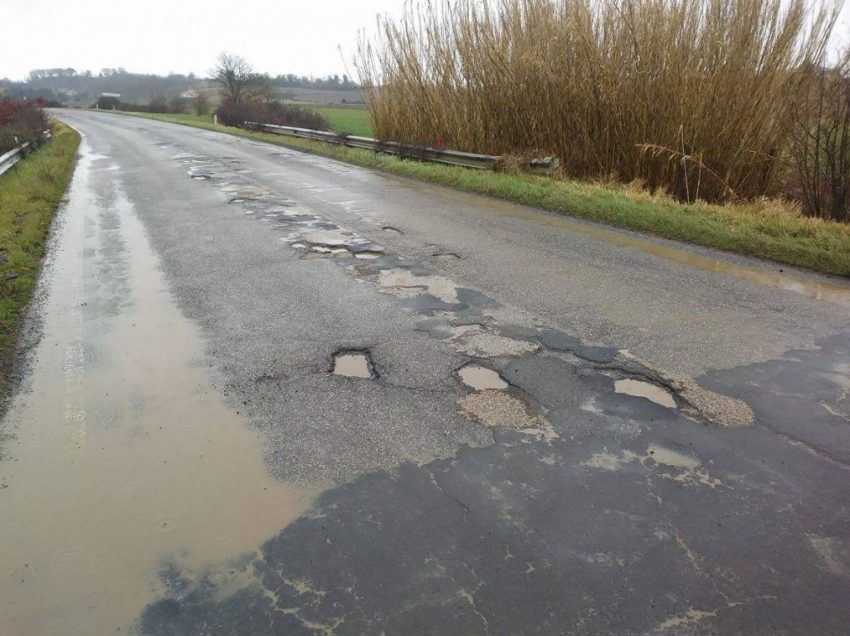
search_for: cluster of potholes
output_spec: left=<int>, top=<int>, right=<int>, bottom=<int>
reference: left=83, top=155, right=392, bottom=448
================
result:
left=171, top=148, right=754, bottom=433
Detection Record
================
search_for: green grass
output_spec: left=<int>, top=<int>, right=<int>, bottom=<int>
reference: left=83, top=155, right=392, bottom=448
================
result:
left=0, top=121, right=80, bottom=386
left=311, top=106, right=373, bottom=137
left=103, top=110, right=850, bottom=277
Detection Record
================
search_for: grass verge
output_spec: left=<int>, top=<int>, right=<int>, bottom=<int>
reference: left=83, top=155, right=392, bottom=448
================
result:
left=104, top=110, right=850, bottom=277
left=0, top=120, right=79, bottom=388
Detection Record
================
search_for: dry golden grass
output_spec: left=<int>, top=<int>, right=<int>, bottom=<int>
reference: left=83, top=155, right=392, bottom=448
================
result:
left=357, top=0, right=839, bottom=203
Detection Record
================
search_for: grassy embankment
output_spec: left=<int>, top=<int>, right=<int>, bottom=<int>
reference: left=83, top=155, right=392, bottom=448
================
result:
left=0, top=121, right=79, bottom=388
left=109, top=110, right=850, bottom=277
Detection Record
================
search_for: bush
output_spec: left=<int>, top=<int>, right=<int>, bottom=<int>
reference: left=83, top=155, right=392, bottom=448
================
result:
left=0, top=97, right=48, bottom=154
left=215, top=99, right=329, bottom=130
left=357, top=0, right=837, bottom=204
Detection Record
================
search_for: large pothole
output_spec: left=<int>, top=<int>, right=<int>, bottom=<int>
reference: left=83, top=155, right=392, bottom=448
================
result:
left=614, top=378, right=677, bottom=409
left=457, top=364, right=508, bottom=390
left=332, top=351, right=374, bottom=379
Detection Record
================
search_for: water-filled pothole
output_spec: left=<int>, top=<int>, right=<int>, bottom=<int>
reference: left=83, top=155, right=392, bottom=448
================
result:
left=354, top=251, right=383, bottom=260
left=458, top=364, right=508, bottom=390
left=332, top=351, right=374, bottom=378
left=614, top=378, right=676, bottom=408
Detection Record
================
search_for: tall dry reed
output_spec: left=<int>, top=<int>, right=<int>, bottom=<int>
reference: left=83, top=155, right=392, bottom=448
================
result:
left=356, top=0, right=839, bottom=202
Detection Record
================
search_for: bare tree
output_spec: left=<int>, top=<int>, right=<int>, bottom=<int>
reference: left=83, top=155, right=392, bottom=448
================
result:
left=211, top=52, right=253, bottom=104
left=790, top=49, right=850, bottom=222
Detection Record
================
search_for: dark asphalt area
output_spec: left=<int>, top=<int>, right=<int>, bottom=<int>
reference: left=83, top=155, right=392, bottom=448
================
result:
left=2, top=109, right=848, bottom=635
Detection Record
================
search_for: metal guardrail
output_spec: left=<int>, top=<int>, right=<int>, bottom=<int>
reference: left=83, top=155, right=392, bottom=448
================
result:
left=0, top=129, right=51, bottom=178
left=243, top=122, right=560, bottom=175
left=0, top=143, right=29, bottom=178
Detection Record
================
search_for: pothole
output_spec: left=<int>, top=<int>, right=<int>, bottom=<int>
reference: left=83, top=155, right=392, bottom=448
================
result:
left=449, top=326, right=541, bottom=358
left=458, top=390, right=538, bottom=429
left=304, top=229, right=357, bottom=247
left=332, top=351, right=374, bottom=379
left=458, top=364, right=508, bottom=390
left=354, top=251, right=383, bottom=260
left=434, top=252, right=460, bottom=261
left=617, top=350, right=754, bottom=427
left=382, top=226, right=403, bottom=235
left=614, top=379, right=676, bottom=409
left=305, top=245, right=351, bottom=259
left=378, top=268, right=459, bottom=304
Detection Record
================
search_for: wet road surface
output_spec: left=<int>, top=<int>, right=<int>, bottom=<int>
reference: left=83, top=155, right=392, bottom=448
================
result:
left=0, top=109, right=848, bottom=634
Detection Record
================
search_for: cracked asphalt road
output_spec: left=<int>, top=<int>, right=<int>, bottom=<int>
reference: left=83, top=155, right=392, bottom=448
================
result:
left=1, top=109, right=848, bottom=634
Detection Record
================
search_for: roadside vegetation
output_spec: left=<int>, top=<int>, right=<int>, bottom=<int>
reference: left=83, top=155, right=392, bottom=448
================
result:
left=356, top=0, right=849, bottom=224
left=0, top=113, right=79, bottom=389
left=103, top=109, right=850, bottom=276
left=97, top=13, right=850, bottom=278
left=0, top=97, right=49, bottom=153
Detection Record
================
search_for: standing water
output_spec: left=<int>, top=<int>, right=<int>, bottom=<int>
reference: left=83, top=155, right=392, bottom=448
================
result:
left=0, top=141, right=316, bottom=634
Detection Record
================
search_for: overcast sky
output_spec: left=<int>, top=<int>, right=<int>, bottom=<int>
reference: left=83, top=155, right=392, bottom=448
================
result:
left=1, top=0, right=849, bottom=81
left=0, top=0, right=403, bottom=81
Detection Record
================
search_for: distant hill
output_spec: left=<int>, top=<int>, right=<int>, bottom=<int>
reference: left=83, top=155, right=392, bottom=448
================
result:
left=0, top=68, right=363, bottom=107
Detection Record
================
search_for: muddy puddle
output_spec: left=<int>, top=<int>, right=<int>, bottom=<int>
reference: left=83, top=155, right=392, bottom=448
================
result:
left=458, top=364, right=508, bottom=390
left=0, top=143, right=317, bottom=635
left=614, top=378, right=677, bottom=408
left=333, top=351, right=373, bottom=378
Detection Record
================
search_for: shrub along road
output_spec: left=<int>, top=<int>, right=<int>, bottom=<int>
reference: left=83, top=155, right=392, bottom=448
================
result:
left=1, top=110, right=848, bottom=635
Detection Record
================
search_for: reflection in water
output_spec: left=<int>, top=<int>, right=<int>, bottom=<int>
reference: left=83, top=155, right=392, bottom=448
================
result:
left=0, top=142, right=317, bottom=635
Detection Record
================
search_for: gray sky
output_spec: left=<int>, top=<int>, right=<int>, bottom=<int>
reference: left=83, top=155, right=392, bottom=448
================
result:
left=0, top=0, right=403, bottom=81
left=1, top=0, right=848, bottom=81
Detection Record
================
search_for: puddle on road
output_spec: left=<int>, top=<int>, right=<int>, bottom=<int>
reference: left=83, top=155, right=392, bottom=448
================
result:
left=332, top=351, right=373, bottom=378
left=0, top=144, right=317, bottom=636
left=458, top=364, right=508, bottom=390
left=614, top=378, right=677, bottom=408
left=646, top=444, right=700, bottom=469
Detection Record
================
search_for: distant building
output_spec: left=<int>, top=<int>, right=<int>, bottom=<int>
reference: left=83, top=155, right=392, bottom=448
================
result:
left=96, top=93, right=121, bottom=109
left=181, top=89, right=198, bottom=99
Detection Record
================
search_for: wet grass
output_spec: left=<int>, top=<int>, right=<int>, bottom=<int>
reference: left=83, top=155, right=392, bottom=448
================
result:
left=310, top=106, right=373, bottom=137
left=99, top=110, right=850, bottom=277
left=0, top=121, right=79, bottom=386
